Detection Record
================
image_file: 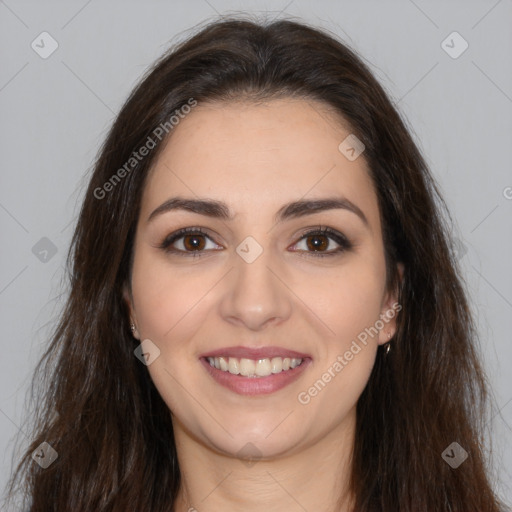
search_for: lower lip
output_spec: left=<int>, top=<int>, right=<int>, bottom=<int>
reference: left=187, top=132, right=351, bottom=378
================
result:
left=200, top=357, right=312, bottom=396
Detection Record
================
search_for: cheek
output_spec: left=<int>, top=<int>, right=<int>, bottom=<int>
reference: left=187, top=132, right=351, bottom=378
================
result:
left=295, top=265, right=384, bottom=422
left=315, top=259, right=386, bottom=345
left=130, top=253, right=213, bottom=414
left=131, top=251, right=211, bottom=341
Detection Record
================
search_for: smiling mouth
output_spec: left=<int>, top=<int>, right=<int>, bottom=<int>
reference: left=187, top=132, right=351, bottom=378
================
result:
left=205, top=356, right=304, bottom=378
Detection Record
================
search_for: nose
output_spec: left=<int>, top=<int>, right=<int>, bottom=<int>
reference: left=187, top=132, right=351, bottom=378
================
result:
left=218, top=238, right=292, bottom=331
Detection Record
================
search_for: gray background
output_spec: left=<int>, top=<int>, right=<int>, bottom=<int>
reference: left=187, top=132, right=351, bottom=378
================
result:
left=1, top=0, right=511, bottom=506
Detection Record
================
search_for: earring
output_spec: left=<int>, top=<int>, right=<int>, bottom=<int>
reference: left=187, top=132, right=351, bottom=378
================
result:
left=130, top=323, right=136, bottom=333
left=384, top=332, right=392, bottom=354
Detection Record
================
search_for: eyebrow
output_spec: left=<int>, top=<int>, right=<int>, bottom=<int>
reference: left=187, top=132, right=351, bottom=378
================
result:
left=147, top=196, right=369, bottom=228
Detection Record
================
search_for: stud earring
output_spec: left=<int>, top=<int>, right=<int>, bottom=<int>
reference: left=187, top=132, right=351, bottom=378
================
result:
left=130, top=323, right=136, bottom=333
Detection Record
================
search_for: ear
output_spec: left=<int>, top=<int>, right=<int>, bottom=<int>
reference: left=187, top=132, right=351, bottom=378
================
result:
left=123, top=283, right=132, bottom=310
left=123, top=282, right=140, bottom=340
left=377, top=262, right=404, bottom=346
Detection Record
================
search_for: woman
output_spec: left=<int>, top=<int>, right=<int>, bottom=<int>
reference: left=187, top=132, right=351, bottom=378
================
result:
left=5, top=16, right=507, bottom=512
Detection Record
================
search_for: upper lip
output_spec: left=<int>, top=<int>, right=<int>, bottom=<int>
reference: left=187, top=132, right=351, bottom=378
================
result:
left=199, top=346, right=311, bottom=360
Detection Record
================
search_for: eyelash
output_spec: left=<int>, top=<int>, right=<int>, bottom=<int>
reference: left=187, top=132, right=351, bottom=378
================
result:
left=158, top=226, right=352, bottom=259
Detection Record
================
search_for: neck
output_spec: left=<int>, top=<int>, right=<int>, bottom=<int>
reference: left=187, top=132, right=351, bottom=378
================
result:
left=172, top=407, right=357, bottom=512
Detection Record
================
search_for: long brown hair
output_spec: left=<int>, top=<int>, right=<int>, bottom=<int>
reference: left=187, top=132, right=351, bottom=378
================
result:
left=4, top=15, right=506, bottom=511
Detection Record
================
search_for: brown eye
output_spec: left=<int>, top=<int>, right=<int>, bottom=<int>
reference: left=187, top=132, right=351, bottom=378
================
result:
left=159, top=227, right=222, bottom=257
left=182, top=233, right=207, bottom=251
left=292, top=227, right=352, bottom=258
left=304, top=233, right=329, bottom=252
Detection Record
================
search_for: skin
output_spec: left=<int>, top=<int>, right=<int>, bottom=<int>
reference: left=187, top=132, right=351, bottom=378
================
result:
left=125, top=98, right=403, bottom=512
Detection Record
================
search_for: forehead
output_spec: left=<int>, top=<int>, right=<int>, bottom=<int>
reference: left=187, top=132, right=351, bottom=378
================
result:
left=141, top=98, right=380, bottom=228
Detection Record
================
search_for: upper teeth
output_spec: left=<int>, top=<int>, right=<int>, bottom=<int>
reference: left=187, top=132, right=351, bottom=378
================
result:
left=207, top=356, right=303, bottom=377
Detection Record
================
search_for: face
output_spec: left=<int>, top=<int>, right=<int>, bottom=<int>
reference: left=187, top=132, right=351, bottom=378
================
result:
left=125, top=98, right=402, bottom=459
